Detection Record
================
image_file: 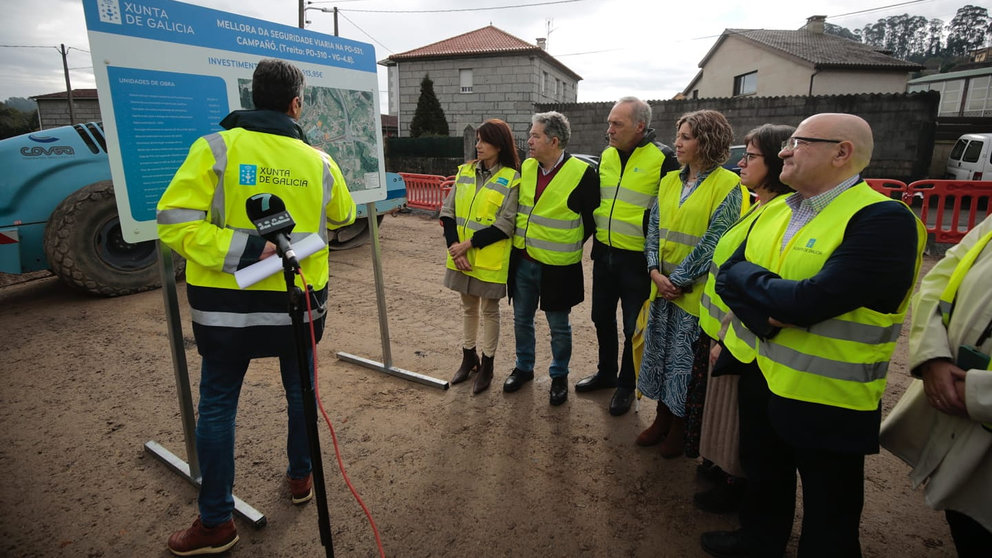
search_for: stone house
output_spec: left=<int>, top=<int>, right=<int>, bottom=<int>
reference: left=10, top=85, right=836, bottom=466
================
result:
left=31, top=89, right=101, bottom=129
left=379, top=25, right=581, bottom=139
left=682, top=16, right=923, bottom=99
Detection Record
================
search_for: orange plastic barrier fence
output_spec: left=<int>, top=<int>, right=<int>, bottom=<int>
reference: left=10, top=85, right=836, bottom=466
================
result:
left=399, top=172, right=452, bottom=212
left=905, top=179, right=992, bottom=244
left=865, top=179, right=910, bottom=203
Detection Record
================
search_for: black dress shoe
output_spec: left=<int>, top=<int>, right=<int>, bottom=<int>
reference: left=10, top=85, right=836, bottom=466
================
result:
left=700, top=529, right=748, bottom=558
left=503, top=368, right=534, bottom=393
left=574, top=372, right=617, bottom=393
left=549, top=376, right=568, bottom=406
left=609, top=387, right=635, bottom=416
left=694, top=478, right=745, bottom=514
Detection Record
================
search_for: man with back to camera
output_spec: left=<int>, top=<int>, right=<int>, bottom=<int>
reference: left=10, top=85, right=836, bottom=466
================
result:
left=701, top=113, right=925, bottom=557
left=157, top=58, right=355, bottom=556
left=503, top=111, right=599, bottom=405
left=574, top=96, right=679, bottom=416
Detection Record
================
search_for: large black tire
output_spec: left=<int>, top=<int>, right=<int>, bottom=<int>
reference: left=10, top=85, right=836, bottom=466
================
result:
left=328, top=214, right=384, bottom=251
left=43, top=181, right=183, bottom=297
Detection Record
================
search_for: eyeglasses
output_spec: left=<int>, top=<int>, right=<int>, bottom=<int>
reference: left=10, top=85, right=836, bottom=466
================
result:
left=781, top=136, right=842, bottom=151
left=740, top=152, right=763, bottom=163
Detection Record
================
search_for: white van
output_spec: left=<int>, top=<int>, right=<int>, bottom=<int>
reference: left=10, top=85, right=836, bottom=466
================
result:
left=946, top=133, right=992, bottom=180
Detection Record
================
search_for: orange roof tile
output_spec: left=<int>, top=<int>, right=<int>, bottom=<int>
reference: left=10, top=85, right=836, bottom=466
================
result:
left=389, top=25, right=536, bottom=59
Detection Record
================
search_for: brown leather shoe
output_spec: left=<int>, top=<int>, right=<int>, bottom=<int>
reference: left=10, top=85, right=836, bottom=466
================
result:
left=658, top=416, right=686, bottom=458
left=167, top=517, right=238, bottom=556
left=451, top=347, right=480, bottom=385
left=636, top=402, right=673, bottom=446
left=473, top=354, right=494, bottom=394
left=288, top=473, right=313, bottom=505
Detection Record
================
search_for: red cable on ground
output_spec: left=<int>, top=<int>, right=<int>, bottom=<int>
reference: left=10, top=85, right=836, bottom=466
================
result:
left=297, top=268, right=386, bottom=558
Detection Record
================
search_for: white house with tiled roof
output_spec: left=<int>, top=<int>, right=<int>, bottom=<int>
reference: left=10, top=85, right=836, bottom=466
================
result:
left=379, top=25, right=581, bottom=138
left=682, top=16, right=924, bottom=99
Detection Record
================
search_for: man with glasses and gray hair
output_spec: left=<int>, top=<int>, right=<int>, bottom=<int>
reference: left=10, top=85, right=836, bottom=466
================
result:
left=700, top=113, right=925, bottom=557
left=576, top=97, right=679, bottom=416
left=503, top=111, right=599, bottom=406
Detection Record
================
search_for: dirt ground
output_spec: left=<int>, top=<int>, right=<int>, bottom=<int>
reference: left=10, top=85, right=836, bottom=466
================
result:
left=0, top=212, right=957, bottom=557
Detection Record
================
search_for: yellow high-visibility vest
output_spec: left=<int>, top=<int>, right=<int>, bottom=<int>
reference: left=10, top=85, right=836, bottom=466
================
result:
left=655, top=166, right=748, bottom=317
left=699, top=195, right=787, bottom=362
left=745, top=182, right=925, bottom=411
left=446, top=163, right=520, bottom=283
left=158, top=127, right=355, bottom=294
left=514, top=157, right=588, bottom=265
left=595, top=142, right=670, bottom=251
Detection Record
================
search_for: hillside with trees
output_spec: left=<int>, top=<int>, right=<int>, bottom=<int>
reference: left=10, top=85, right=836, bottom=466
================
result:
left=827, top=4, right=992, bottom=72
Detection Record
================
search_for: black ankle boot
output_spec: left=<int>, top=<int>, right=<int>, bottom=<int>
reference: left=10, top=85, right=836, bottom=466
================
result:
left=473, top=354, right=494, bottom=394
left=451, top=347, right=479, bottom=385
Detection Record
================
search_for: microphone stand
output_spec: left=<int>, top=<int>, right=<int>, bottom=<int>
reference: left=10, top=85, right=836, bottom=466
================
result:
left=282, top=259, right=334, bottom=558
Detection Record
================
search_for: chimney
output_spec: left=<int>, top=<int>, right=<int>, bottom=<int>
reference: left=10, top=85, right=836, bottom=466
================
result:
left=804, top=15, right=826, bottom=34
left=536, top=37, right=547, bottom=50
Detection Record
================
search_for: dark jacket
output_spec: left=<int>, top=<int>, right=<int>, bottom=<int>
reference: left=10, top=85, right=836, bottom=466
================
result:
left=716, top=199, right=920, bottom=453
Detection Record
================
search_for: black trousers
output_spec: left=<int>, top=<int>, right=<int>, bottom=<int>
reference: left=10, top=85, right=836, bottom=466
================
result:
left=738, top=363, right=865, bottom=558
left=590, top=252, right=650, bottom=388
left=946, top=509, right=992, bottom=558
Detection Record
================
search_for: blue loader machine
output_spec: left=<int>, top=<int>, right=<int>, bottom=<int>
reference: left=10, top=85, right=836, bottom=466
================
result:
left=0, top=122, right=406, bottom=296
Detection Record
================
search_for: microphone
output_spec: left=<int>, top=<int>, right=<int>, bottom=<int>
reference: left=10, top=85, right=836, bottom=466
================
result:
left=245, top=193, right=300, bottom=269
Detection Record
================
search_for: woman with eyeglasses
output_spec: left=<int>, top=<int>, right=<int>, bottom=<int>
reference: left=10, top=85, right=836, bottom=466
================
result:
left=635, top=110, right=748, bottom=458
left=692, top=123, right=796, bottom=514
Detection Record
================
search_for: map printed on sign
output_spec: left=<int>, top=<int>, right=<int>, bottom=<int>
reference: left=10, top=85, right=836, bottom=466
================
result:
left=83, top=0, right=386, bottom=243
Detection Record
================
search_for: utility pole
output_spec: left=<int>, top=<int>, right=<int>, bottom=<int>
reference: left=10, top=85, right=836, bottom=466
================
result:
left=60, top=43, right=76, bottom=124
left=299, top=1, right=339, bottom=36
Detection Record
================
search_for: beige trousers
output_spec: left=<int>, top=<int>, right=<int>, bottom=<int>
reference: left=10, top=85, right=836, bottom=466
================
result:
left=461, top=293, right=500, bottom=356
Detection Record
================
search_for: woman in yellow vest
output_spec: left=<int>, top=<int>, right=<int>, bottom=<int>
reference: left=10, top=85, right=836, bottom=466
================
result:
left=693, top=123, right=795, bottom=513
left=636, top=110, right=747, bottom=458
left=439, top=119, right=521, bottom=394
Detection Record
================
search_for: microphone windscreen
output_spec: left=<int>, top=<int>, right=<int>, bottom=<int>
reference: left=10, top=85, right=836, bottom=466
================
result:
left=246, top=193, right=287, bottom=221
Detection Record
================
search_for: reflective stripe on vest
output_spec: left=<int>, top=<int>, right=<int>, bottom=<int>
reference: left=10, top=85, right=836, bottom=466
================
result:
left=699, top=197, right=785, bottom=362
left=594, top=142, right=667, bottom=251
left=745, top=182, right=926, bottom=411
left=445, top=163, right=519, bottom=284
left=514, top=156, right=588, bottom=265
left=656, top=167, right=746, bottom=317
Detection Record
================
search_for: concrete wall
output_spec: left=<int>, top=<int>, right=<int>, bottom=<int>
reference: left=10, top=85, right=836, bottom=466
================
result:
left=37, top=99, right=101, bottom=129
left=390, top=54, right=578, bottom=139
left=688, top=36, right=910, bottom=99
left=537, top=91, right=940, bottom=182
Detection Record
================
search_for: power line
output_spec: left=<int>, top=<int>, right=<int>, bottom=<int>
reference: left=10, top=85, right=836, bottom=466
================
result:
left=337, top=11, right=393, bottom=53
left=342, top=0, right=584, bottom=14
left=829, top=0, right=930, bottom=20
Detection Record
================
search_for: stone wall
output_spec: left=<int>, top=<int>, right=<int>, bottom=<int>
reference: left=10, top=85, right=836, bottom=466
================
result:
left=537, top=91, right=940, bottom=182
left=37, top=99, right=102, bottom=129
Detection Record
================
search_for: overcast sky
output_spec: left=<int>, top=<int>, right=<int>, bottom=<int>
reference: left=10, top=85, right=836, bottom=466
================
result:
left=0, top=0, right=972, bottom=112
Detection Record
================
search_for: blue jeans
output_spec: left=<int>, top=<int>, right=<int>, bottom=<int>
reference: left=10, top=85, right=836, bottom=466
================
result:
left=513, top=257, right=572, bottom=378
left=196, top=353, right=313, bottom=526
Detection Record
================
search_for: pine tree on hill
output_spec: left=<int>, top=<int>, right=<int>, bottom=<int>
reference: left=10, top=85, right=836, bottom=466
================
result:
left=409, top=74, right=449, bottom=137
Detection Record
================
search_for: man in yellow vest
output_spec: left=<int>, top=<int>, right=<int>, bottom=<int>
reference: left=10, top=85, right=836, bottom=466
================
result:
left=158, top=59, right=356, bottom=555
left=575, top=97, right=679, bottom=416
left=701, top=113, right=924, bottom=557
left=504, top=111, right=599, bottom=405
